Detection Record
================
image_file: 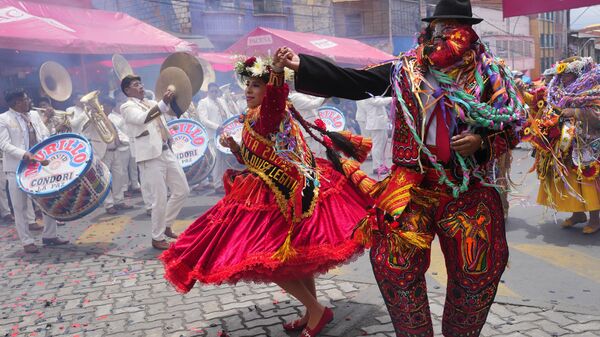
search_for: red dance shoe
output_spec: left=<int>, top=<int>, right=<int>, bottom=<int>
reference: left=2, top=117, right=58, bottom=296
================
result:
left=282, top=318, right=307, bottom=331
left=300, top=307, right=333, bottom=337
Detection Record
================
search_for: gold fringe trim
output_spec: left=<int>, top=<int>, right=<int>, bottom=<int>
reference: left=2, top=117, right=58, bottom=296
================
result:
left=352, top=216, right=374, bottom=247
left=271, top=227, right=297, bottom=262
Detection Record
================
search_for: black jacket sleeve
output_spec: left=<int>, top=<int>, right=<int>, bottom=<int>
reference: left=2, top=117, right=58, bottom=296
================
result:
left=294, top=54, right=393, bottom=100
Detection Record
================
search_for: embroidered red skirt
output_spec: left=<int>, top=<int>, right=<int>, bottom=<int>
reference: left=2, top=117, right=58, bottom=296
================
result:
left=159, top=158, right=370, bottom=293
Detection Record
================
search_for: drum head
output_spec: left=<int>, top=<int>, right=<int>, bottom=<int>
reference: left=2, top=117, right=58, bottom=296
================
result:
left=316, top=106, right=346, bottom=132
left=168, top=119, right=209, bottom=169
left=16, top=133, right=93, bottom=196
left=215, top=115, right=244, bottom=154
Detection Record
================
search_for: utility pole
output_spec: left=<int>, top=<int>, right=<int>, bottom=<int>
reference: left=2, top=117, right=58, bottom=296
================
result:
left=388, top=0, right=393, bottom=54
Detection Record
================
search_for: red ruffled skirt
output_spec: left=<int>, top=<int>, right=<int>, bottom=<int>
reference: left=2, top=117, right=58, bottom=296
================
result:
left=160, top=158, right=371, bottom=293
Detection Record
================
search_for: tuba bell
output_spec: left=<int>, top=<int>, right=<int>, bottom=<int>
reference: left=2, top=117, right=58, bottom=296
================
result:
left=80, top=90, right=118, bottom=144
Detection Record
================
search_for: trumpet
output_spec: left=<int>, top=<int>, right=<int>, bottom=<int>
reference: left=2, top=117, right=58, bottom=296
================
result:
left=32, top=107, right=73, bottom=133
left=80, top=90, right=118, bottom=144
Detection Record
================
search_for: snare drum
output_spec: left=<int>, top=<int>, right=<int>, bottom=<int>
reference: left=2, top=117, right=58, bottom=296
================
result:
left=168, top=119, right=214, bottom=186
left=215, top=115, right=246, bottom=170
left=16, top=133, right=111, bottom=221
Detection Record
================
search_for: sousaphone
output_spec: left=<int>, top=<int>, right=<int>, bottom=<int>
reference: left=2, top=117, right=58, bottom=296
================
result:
left=197, top=57, right=216, bottom=92
left=112, top=54, right=134, bottom=81
left=39, top=61, right=72, bottom=102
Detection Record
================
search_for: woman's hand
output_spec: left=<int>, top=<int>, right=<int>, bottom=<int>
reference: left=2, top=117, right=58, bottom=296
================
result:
left=219, top=133, right=240, bottom=153
left=275, top=46, right=300, bottom=72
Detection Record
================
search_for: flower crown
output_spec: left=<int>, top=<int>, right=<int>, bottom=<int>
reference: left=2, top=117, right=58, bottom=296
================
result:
left=554, top=57, right=594, bottom=76
left=234, top=56, right=294, bottom=83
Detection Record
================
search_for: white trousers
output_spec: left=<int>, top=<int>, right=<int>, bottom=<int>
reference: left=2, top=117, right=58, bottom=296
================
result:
left=369, top=129, right=388, bottom=171
left=102, top=150, right=128, bottom=208
left=0, top=168, right=11, bottom=217
left=127, top=154, right=141, bottom=190
left=7, top=172, right=57, bottom=245
left=212, top=150, right=226, bottom=188
left=138, top=150, right=189, bottom=241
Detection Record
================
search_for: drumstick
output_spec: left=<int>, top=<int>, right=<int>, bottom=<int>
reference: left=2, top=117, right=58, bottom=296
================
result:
left=33, top=159, right=50, bottom=166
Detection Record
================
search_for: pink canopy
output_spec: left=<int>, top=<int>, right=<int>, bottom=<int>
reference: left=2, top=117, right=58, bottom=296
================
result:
left=0, top=0, right=195, bottom=54
left=503, top=0, right=600, bottom=18
left=225, top=27, right=394, bottom=66
left=94, top=52, right=235, bottom=72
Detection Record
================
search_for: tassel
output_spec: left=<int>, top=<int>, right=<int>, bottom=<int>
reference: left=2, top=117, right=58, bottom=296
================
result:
left=326, top=131, right=372, bottom=162
left=398, top=231, right=433, bottom=249
left=340, top=131, right=372, bottom=163
left=388, top=230, right=433, bottom=256
left=272, top=228, right=297, bottom=262
left=352, top=209, right=376, bottom=248
left=340, top=159, right=377, bottom=195
left=326, top=148, right=344, bottom=173
left=369, top=175, right=391, bottom=199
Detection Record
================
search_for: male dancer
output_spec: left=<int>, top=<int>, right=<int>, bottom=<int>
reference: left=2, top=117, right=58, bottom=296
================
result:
left=278, top=0, right=524, bottom=335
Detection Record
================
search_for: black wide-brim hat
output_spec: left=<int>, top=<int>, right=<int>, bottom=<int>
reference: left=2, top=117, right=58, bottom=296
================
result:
left=422, top=0, right=483, bottom=25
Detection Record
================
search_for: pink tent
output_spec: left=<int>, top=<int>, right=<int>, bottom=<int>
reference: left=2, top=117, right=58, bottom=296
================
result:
left=0, top=0, right=195, bottom=54
left=225, top=27, right=394, bottom=66
left=503, top=0, right=599, bottom=18
left=94, top=52, right=234, bottom=72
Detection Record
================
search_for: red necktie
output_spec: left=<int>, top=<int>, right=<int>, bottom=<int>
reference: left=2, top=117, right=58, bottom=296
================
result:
left=434, top=104, right=451, bottom=163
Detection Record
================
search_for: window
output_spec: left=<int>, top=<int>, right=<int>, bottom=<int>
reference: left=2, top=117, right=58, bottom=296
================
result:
left=496, top=40, right=508, bottom=58
left=524, top=41, right=532, bottom=57
left=206, top=0, right=240, bottom=11
left=540, top=34, right=545, bottom=48
left=344, top=13, right=363, bottom=36
left=253, top=0, right=283, bottom=14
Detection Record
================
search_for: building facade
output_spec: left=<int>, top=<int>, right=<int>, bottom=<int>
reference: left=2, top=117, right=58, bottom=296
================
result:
left=471, top=6, right=535, bottom=75
left=530, top=11, right=569, bottom=78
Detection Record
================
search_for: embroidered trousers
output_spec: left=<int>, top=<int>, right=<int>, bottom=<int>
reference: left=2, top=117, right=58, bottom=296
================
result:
left=370, top=175, right=509, bottom=337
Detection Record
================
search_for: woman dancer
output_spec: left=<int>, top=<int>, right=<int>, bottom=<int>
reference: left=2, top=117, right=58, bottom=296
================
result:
left=526, top=57, right=600, bottom=233
left=160, top=52, right=372, bottom=336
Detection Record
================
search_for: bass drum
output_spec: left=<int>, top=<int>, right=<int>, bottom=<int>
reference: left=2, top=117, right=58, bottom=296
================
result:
left=16, top=133, right=111, bottom=221
left=215, top=115, right=246, bottom=170
left=168, top=118, right=215, bottom=186
left=184, top=142, right=217, bottom=185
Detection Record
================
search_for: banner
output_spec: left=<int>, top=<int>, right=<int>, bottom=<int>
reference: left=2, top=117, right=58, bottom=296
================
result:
left=503, top=0, right=600, bottom=18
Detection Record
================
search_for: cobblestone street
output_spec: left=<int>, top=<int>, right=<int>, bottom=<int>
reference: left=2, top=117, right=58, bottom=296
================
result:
left=1, top=239, right=600, bottom=337
left=1, top=151, right=599, bottom=337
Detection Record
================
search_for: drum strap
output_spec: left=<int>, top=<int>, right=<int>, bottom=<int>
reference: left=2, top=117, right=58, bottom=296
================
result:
left=19, top=112, right=38, bottom=148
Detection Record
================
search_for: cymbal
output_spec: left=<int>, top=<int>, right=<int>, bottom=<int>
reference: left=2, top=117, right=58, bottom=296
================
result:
left=155, top=67, right=192, bottom=118
left=112, top=54, right=134, bottom=81
left=39, top=61, right=72, bottom=102
left=197, top=57, right=216, bottom=92
left=161, top=52, right=203, bottom=96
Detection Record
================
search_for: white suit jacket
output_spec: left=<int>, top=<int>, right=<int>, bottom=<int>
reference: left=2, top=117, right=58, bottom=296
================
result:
left=0, top=109, right=50, bottom=173
left=196, top=97, right=234, bottom=137
left=364, top=97, right=393, bottom=131
left=108, top=112, right=130, bottom=152
left=68, top=105, right=108, bottom=159
left=288, top=92, right=325, bottom=120
left=120, top=97, right=169, bottom=163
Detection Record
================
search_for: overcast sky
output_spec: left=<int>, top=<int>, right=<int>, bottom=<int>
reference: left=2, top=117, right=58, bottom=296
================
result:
left=571, top=5, right=600, bottom=30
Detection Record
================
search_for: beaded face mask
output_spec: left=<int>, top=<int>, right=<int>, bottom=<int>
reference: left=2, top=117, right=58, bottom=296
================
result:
left=419, top=20, right=478, bottom=69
